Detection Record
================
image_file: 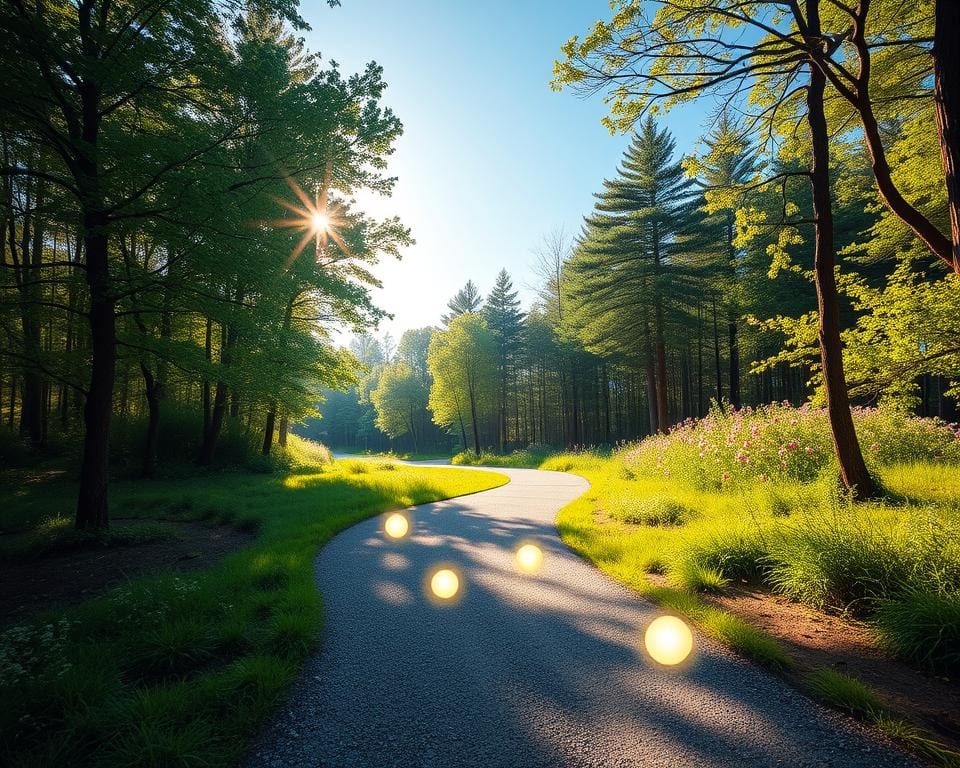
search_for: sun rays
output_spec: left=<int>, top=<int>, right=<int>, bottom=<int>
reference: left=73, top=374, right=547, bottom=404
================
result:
left=267, top=164, right=352, bottom=269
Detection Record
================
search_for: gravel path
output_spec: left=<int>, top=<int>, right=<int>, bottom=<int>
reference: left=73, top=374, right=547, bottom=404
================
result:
left=245, top=467, right=914, bottom=768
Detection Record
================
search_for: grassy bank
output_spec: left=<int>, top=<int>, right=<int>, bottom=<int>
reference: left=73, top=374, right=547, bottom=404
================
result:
left=464, top=405, right=960, bottom=764
left=0, top=447, right=505, bottom=768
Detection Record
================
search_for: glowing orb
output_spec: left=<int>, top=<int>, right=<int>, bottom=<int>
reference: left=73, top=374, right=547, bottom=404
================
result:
left=384, top=513, right=409, bottom=539
left=310, top=212, right=329, bottom=232
left=430, top=568, right=460, bottom=600
left=644, top=615, right=694, bottom=666
left=516, top=543, right=544, bottom=574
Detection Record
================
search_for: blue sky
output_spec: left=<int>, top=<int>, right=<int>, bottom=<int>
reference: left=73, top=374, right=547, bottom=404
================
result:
left=301, top=0, right=708, bottom=339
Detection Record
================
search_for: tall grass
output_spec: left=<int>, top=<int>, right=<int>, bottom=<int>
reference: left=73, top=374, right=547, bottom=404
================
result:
left=547, top=405, right=960, bottom=671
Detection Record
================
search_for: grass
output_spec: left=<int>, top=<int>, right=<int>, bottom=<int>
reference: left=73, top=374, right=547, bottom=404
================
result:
left=495, top=404, right=960, bottom=764
left=0, top=456, right=506, bottom=768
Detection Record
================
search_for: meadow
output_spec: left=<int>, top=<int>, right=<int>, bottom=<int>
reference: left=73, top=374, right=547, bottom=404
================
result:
left=456, top=404, right=960, bottom=763
left=0, top=440, right=505, bottom=768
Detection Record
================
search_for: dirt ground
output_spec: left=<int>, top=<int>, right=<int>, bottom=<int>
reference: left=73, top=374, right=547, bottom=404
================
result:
left=700, top=579, right=960, bottom=750
left=0, top=518, right=255, bottom=624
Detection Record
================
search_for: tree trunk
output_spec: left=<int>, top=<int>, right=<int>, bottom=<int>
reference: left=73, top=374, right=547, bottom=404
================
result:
left=75, top=211, right=115, bottom=530
left=728, top=315, right=740, bottom=409
left=262, top=406, right=276, bottom=455
left=643, top=321, right=659, bottom=434
left=806, top=1, right=875, bottom=497
left=712, top=298, right=723, bottom=406
left=278, top=414, right=288, bottom=447
left=468, top=382, right=481, bottom=456
left=935, top=0, right=960, bottom=272
left=141, top=363, right=161, bottom=478
left=203, top=318, right=212, bottom=434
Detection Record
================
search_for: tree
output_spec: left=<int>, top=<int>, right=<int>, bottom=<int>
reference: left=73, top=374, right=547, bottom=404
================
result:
left=427, top=313, right=496, bottom=455
left=686, top=112, right=762, bottom=409
left=441, top=279, right=482, bottom=324
left=554, top=0, right=876, bottom=495
left=371, top=361, right=428, bottom=450
left=567, top=118, right=700, bottom=434
left=484, top=269, right=525, bottom=451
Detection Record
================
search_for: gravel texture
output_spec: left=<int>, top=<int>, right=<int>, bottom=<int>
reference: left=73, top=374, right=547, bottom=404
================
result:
left=245, top=467, right=915, bottom=768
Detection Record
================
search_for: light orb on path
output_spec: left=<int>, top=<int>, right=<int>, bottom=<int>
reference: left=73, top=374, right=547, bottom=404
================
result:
left=430, top=568, right=460, bottom=600
left=384, top=512, right=409, bottom=539
left=644, top=615, right=694, bottom=666
left=516, top=543, right=544, bottom=574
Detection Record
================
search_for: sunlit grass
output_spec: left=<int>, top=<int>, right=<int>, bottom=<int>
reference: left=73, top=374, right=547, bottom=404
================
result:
left=0, top=462, right=506, bottom=768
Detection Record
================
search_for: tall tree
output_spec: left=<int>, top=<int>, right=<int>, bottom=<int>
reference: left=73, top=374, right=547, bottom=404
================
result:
left=427, top=313, right=496, bottom=455
left=568, top=118, right=699, bottom=434
left=484, top=269, right=525, bottom=451
left=554, top=0, right=875, bottom=494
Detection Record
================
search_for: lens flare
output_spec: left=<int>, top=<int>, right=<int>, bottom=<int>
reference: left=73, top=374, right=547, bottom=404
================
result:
left=644, top=615, right=694, bottom=666
left=516, top=543, right=544, bottom=574
left=384, top=513, right=409, bottom=539
left=310, top=212, right=330, bottom=232
left=430, top=568, right=460, bottom=600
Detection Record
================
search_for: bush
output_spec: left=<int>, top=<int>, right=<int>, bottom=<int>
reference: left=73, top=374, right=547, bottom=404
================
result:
left=606, top=494, right=691, bottom=526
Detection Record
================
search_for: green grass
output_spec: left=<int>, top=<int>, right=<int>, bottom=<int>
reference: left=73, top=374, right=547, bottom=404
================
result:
left=804, top=668, right=885, bottom=716
left=525, top=406, right=960, bottom=765
left=0, top=461, right=506, bottom=768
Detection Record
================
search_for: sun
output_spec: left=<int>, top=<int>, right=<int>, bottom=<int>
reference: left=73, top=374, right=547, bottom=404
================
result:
left=265, top=168, right=351, bottom=269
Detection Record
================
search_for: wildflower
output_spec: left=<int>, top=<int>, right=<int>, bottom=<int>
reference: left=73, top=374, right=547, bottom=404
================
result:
left=759, top=474, right=768, bottom=482
left=805, top=446, right=814, bottom=455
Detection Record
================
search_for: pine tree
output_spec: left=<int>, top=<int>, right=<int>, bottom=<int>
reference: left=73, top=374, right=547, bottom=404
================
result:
left=484, top=270, right=525, bottom=450
left=442, top=280, right=483, bottom=324
left=689, top=111, right=762, bottom=409
left=568, top=117, right=700, bottom=433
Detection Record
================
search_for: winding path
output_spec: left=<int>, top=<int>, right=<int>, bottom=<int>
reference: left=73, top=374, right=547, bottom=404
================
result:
left=245, top=466, right=913, bottom=767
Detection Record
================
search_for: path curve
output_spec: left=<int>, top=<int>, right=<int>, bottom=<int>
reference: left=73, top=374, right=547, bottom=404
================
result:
left=246, top=467, right=913, bottom=767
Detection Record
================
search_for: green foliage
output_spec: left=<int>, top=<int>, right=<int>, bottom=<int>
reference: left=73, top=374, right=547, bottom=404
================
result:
left=427, top=313, right=497, bottom=452
left=0, top=464, right=505, bottom=767
left=370, top=361, right=429, bottom=443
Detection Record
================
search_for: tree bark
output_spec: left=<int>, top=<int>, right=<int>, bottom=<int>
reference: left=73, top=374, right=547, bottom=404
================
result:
left=75, top=209, right=115, bottom=530
left=806, top=0, right=874, bottom=497
left=262, top=406, right=276, bottom=455
left=141, top=363, right=160, bottom=478
left=935, top=0, right=960, bottom=272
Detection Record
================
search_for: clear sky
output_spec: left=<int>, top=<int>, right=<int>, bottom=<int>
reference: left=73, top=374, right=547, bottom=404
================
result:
left=301, top=0, right=708, bottom=340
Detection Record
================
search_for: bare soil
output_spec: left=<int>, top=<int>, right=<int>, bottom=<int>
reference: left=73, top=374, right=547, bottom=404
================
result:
left=0, top=518, right=255, bottom=624
left=696, top=577, right=960, bottom=750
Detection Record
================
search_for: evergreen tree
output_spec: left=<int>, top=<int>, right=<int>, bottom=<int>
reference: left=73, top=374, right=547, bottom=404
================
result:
left=568, top=117, right=700, bottom=433
left=484, top=270, right=525, bottom=450
left=442, top=279, right=482, bottom=324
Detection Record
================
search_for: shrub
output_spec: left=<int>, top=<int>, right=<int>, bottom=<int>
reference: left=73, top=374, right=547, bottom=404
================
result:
left=606, top=494, right=691, bottom=526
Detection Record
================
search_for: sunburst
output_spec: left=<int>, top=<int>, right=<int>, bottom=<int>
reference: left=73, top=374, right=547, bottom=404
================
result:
left=267, top=160, right=351, bottom=269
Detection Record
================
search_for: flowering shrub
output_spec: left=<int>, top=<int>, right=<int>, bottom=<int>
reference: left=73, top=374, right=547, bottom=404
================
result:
left=619, top=403, right=960, bottom=489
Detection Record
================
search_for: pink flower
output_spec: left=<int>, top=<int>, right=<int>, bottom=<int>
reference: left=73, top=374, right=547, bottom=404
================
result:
left=805, top=446, right=814, bottom=455
left=721, top=471, right=731, bottom=482
left=786, top=441, right=798, bottom=451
